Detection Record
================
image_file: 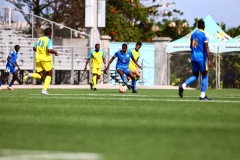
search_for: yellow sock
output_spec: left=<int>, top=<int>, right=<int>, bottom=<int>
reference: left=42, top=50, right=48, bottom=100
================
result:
left=43, top=76, right=51, bottom=90
left=92, top=75, right=97, bottom=88
left=31, top=73, right=41, bottom=79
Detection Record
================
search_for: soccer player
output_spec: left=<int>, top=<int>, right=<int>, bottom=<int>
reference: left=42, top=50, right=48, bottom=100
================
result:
left=104, top=43, right=142, bottom=93
left=178, top=20, right=213, bottom=100
left=0, top=45, right=21, bottom=90
left=84, top=44, right=106, bottom=91
left=122, top=42, right=142, bottom=86
left=23, top=27, right=58, bottom=95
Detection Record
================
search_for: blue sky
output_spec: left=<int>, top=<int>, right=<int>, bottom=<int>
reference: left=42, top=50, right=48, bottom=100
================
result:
left=173, top=0, right=240, bottom=29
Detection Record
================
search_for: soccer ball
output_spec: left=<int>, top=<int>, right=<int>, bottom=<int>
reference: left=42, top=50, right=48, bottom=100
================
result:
left=119, top=86, right=127, bottom=93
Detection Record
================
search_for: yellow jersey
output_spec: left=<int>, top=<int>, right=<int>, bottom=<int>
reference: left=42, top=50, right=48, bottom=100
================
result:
left=129, top=48, right=140, bottom=71
left=34, top=36, right=53, bottom=62
left=89, top=50, right=105, bottom=68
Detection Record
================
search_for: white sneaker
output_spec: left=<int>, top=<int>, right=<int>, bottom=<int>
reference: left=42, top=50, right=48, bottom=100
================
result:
left=23, top=71, right=29, bottom=84
left=41, top=89, right=48, bottom=95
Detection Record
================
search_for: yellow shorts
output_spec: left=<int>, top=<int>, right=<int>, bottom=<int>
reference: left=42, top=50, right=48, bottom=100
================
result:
left=129, top=64, right=137, bottom=72
left=36, top=61, right=54, bottom=73
left=91, top=67, right=101, bottom=75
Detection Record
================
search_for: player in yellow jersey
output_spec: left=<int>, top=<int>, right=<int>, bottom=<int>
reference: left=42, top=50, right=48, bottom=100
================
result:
left=84, top=44, right=106, bottom=91
left=122, top=42, right=142, bottom=86
left=23, top=27, right=58, bottom=95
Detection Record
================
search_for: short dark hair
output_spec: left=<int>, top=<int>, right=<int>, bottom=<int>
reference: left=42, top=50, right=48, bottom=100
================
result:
left=14, top=45, right=20, bottom=51
left=95, top=43, right=100, bottom=47
left=197, top=20, right=205, bottom=29
left=122, top=43, right=128, bottom=48
left=136, top=42, right=142, bottom=46
left=44, top=27, right=52, bottom=36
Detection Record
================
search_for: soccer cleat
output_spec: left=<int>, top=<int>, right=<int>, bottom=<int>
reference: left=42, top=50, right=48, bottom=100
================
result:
left=23, top=71, right=29, bottom=84
left=199, top=96, right=211, bottom=101
left=132, top=90, right=138, bottom=93
left=93, top=88, right=97, bottom=91
left=178, top=86, right=184, bottom=98
left=127, top=85, right=132, bottom=90
left=41, top=89, right=48, bottom=95
left=90, top=82, right=93, bottom=90
left=7, top=86, right=14, bottom=90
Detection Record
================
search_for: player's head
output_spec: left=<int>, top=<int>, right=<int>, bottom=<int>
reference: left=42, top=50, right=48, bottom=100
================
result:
left=95, top=43, right=100, bottom=52
left=14, top=45, right=20, bottom=52
left=197, top=20, right=205, bottom=30
left=44, top=27, right=52, bottom=37
left=122, top=43, right=128, bottom=53
left=135, top=41, right=142, bottom=51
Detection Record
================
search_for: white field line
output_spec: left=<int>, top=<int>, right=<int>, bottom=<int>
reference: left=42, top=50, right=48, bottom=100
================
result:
left=0, top=149, right=102, bottom=160
left=28, top=95, right=240, bottom=103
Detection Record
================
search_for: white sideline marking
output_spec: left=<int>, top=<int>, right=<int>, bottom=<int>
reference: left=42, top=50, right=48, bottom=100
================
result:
left=0, top=149, right=102, bottom=160
left=28, top=95, right=240, bottom=103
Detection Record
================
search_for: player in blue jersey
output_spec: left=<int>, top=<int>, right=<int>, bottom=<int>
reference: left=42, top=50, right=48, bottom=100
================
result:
left=0, top=45, right=21, bottom=90
left=104, top=43, right=142, bottom=93
left=178, top=20, right=213, bottom=100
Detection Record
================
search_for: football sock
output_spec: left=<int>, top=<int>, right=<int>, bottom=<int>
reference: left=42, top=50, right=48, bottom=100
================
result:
left=182, top=83, right=187, bottom=89
left=9, top=82, right=13, bottom=87
left=92, top=75, right=97, bottom=88
left=132, top=79, right=136, bottom=90
left=201, top=74, right=208, bottom=92
left=43, top=76, right=51, bottom=90
left=30, top=73, right=41, bottom=79
left=184, top=75, right=198, bottom=86
left=120, top=74, right=128, bottom=86
left=200, top=92, right=206, bottom=98
left=0, top=81, right=2, bottom=86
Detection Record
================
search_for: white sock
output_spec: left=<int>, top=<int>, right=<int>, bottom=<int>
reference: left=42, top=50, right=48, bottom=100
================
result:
left=182, top=83, right=187, bottom=89
left=200, top=92, right=205, bottom=98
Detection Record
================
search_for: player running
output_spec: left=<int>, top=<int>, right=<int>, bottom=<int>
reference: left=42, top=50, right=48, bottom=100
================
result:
left=0, top=45, right=21, bottom=90
left=104, top=43, right=142, bottom=93
left=84, top=43, right=106, bottom=91
left=23, top=27, right=58, bottom=95
left=122, top=42, right=142, bottom=86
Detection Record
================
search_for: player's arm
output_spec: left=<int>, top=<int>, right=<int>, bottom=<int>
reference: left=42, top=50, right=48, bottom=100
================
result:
left=48, top=49, right=58, bottom=56
left=204, top=42, right=213, bottom=68
left=131, top=56, right=142, bottom=69
left=104, top=56, right=115, bottom=72
left=84, top=58, right=90, bottom=73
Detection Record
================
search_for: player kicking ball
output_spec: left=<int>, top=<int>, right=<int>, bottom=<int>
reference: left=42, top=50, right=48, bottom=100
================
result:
left=104, top=43, right=142, bottom=93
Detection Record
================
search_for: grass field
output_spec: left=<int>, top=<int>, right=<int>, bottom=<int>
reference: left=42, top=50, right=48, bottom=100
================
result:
left=0, top=88, right=240, bottom=160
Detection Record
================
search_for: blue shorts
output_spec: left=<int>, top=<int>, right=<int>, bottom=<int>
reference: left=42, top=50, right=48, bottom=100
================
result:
left=191, top=60, right=208, bottom=73
left=116, top=65, right=131, bottom=75
left=6, top=64, right=17, bottom=73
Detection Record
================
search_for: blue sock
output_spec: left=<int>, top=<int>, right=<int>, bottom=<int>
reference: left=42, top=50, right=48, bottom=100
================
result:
left=184, top=75, right=198, bottom=86
left=0, top=81, right=2, bottom=86
left=120, top=74, right=128, bottom=86
left=132, top=79, right=136, bottom=90
left=9, top=82, right=13, bottom=87
left=201, top=74, right=208, bottom=92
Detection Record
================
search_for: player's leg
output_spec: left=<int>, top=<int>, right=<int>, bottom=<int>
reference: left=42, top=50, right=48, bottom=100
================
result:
left=23, top=62, right=42, bottom=83
left=132, top=67, right=141, bottom=80
left=199, top=60, right=211, bottom=100
left=117, top=68, right=129, bottom=88
left=41, top=61, right=53, bottom=95
left=7, top=70, right=18, bottom=90
left=91, top=67, right=98, bottom=90
left=179, top=61, right=199, bottom=98
left=127, top=71, right=137, bottom=93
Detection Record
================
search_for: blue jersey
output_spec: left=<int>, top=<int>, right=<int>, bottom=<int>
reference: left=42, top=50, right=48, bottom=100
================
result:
left=7, top=49, right=18, bottom=67
left=190, top=29, right=208, bottom=61
left=114, top=50, right=133, bottom=69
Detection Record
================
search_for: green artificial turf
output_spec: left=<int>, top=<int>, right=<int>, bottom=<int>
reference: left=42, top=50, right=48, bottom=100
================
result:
left=0, top=88, right=240, bottom=160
